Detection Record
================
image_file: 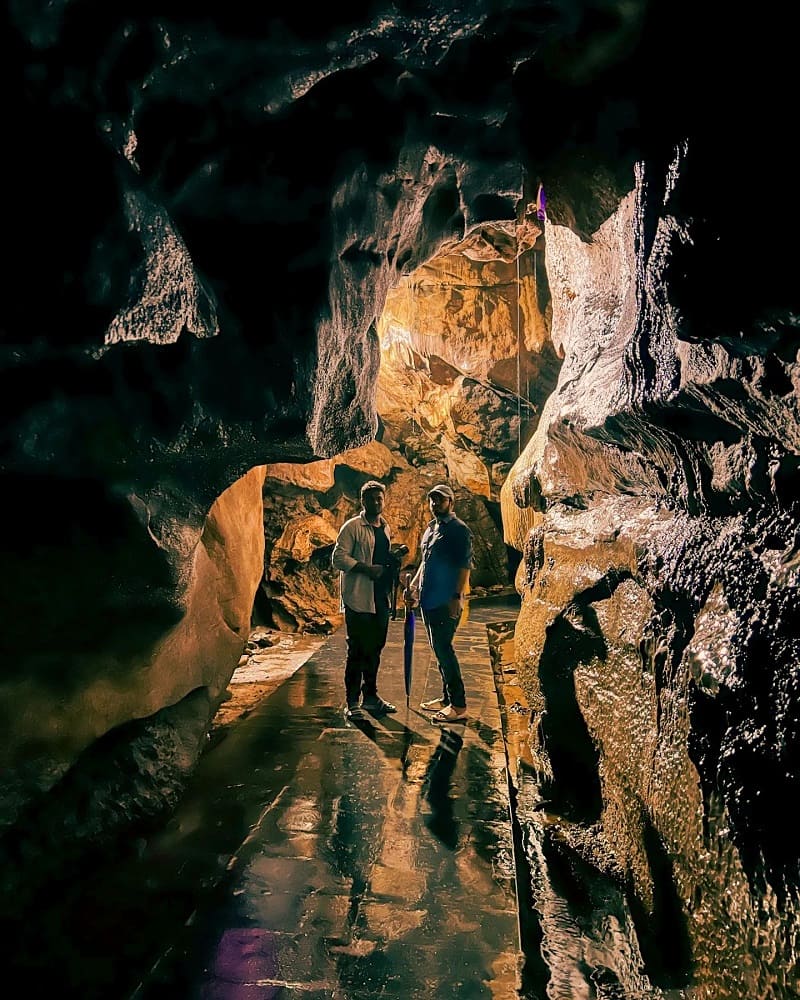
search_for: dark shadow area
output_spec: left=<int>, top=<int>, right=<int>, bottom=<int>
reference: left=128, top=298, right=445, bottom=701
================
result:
left=628, top=814, right=694, bottom=989
left=421, top=728, right=464, bottom=848
left=537, top=573, right=634, bottom=824
left=537, top=613, right=603, bottom=822
left=348, top=711, right=421, bottom=764
left=0, top=474, right=182, bottom=684
left=250, top=579, right=277, bottom=627
left=506, top=541, right=523, bottom=582
left=506, top=780, right=550, bottom=1000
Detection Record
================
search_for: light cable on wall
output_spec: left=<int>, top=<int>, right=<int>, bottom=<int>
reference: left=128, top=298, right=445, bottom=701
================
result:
left=407, top=276, right=419, bottom=437
left=516, top=226, right=522, bottom=459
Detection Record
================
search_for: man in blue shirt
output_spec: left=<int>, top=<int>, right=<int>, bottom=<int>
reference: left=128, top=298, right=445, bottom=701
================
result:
left=404, top=484, right=473, bottom=723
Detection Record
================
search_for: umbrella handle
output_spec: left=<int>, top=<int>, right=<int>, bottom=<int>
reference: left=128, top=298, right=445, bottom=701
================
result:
left=400, top=572, right=419, bottom=613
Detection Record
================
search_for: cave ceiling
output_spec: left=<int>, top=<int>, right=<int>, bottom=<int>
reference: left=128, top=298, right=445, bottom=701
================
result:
left=3, top=9, right=800, bottom=988
left=0, top=2, right=795, bottom=521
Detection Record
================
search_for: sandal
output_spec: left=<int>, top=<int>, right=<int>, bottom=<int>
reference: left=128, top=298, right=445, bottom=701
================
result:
left=432, top=707, right=467, bottom=724
left=420, top=698, right=449, bottom=712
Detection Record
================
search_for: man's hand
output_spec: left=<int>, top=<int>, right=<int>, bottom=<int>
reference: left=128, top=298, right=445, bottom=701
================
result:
left=352, top=561, right=385, bottom=580
left=400, top=570, right=418, bottom=607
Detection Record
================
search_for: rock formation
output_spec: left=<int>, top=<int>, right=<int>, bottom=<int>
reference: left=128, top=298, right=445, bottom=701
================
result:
left=2, top=2, right=798, bottom=996
left=502, top=155, right=800, bottom=997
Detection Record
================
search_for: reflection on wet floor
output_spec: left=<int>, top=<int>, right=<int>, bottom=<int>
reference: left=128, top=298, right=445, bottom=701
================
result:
left=123, top=597, right=525, bottom=999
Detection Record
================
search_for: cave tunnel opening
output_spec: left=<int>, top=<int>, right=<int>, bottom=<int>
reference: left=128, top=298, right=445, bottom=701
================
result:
left=248, top=233, right=548, bottom=638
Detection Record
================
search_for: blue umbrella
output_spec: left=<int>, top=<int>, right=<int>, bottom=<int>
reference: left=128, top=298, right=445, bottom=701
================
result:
left=400, top=570, right=416, bottom=707
left=403, top=604, right=415, bottom=707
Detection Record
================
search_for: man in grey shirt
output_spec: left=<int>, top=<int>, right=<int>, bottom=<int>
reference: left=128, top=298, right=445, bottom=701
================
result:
left=332, top=480, right=398, bottom=718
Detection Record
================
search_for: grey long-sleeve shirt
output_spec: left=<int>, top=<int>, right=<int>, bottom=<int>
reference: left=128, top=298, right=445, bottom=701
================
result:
left=331, top=511, right=392, bottom=614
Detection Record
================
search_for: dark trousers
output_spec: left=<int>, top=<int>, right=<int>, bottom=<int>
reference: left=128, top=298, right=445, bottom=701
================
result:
left=344, top=606, right=390, bottom=706
left=421, top=605, right=466, bottom=709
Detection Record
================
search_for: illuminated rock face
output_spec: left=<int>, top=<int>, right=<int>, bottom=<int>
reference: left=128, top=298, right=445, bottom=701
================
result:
left=2, top=3, right=800, bottom=994
left=377, top=244, right=559, bottom=502
left=508, top=155, right=800, bottom=996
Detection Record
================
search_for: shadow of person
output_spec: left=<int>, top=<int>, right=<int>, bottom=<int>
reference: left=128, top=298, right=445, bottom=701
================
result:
left=346, top=711, right=423, bottom=772
left=420, top=728, right=464, bottom=849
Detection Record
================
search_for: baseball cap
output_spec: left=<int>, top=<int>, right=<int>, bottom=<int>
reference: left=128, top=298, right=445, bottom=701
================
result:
left=427, top=483, right=455, bottom=500
left=360, top=479, right=386, bottom=498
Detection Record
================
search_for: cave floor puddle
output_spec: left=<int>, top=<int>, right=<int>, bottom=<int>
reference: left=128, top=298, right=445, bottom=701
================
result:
left=130, top=594, right=525, bottom=999
left=15, top=595, right=526, bottom=999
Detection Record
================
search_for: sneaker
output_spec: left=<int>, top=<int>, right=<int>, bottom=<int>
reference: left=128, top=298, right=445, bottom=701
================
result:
left=420, top=698, right=449, bottom=712
left=344, top=704, right=363, bottom=719
left=361, top=696, right=397, bottom=715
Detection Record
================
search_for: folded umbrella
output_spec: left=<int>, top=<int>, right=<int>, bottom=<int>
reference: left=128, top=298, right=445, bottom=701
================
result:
left=403, top=604, right=415, bottom=707
left=399, top=570, right=417, bottom=707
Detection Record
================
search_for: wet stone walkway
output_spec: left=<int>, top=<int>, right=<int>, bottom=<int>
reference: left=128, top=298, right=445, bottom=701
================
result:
left=131, top=597, right=524, bottom=999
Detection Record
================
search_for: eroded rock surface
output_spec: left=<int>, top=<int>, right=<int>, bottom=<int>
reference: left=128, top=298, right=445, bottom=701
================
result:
left=508, top=148, right=800, bottom=997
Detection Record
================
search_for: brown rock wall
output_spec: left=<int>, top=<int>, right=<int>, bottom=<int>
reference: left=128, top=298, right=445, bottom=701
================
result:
left=508, top=146, right=800, bottom=995
left=0, top=465, right=266, bottom=841
left=377, top=244, right=557, bottom=504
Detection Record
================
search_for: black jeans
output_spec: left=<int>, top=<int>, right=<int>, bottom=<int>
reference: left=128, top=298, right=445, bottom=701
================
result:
left=344, top=606, right=390, bottom=706
left=421, top=604, right=466, bottom=709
